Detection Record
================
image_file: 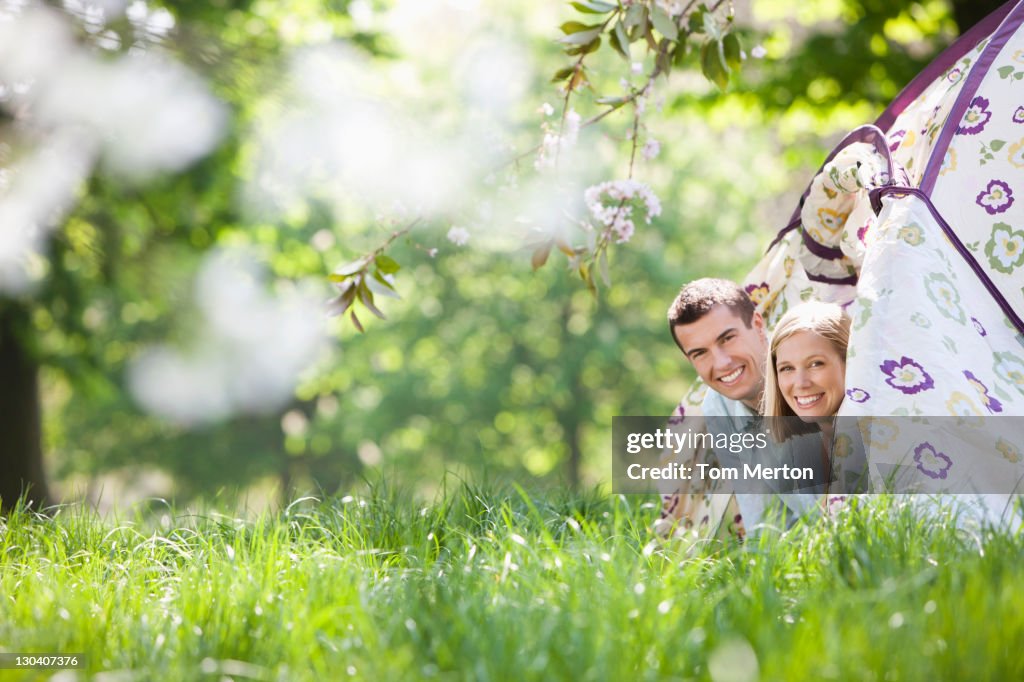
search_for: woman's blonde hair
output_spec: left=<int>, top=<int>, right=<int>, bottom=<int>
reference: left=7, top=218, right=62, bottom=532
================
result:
left=763, top=301, right=851, bottom=442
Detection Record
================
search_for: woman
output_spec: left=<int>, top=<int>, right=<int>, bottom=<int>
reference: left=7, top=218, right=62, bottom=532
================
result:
left=763, top=301, right=852, bottom=497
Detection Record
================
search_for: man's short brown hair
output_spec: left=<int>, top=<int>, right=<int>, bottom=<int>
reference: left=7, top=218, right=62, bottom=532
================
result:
left=667, top=278, right=756, bottom=349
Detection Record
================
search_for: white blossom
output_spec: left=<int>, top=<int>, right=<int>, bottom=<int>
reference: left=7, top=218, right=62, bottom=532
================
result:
left=583, top=179, right=662, bottom=245
left=563, top=108, right=581, bottom=144
left=751, top=44, right=767, bottom=59
left=538, top=102, right=554, bottom=116
left=642, top=138, right=660, bottom=161
left=654, top=0, right=684, bottom=16
left=446, top=226, right=470, bottom=246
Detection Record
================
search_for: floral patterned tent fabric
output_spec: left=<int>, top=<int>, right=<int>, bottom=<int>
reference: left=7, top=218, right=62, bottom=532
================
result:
left=657, top=1, right=1024, bottom=539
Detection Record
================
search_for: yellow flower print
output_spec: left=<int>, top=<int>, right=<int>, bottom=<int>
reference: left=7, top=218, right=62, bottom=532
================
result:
left=898, top=224, right=924, bottom=246
left=816, top=207, right=849, bottom=235
left=1008, top=138, right=1024, bottom=169
left=946, top=391, right=981, bottom=417
left=996, top=438, right=1021, bottom=463
left=939, top=148, right=957, bottom=176
left=1014, top=49, right=1024, bottom=64
left=860, top=417, right=899, bottom=449
left=784, top=256, right=794, bottom=277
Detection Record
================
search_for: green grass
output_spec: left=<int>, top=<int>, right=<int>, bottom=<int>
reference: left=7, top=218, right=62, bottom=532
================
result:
left=1, top=485, right=1022, bottom=681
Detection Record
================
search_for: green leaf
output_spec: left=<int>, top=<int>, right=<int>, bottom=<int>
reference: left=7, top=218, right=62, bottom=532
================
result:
left=610, top=20, right=630, bottom=60
left=558, top=27, right=603, bottom=45
left=374, top=254, right=401, bottom=274
left=598, top=248, right=610, bottom=287
left=701, top=39, right=728, bottom=90
left=688, top=9, right=705, bottom=33
left=702, top=12, right=721, bottom=41
left=570, top=1, right=616, bottom=14
left=326, top=285, right=357, bottom=317
left=350, top=310, right=364, bottom=333
left=672, top=41, right=689, bottom=66
left=358, top=282, right=386, bottom=320
left=990, top=139, right=1006, bottom=151
left=624, top=2, right=645, bottom=29
left=333, top=257, right=371, bottom=277
left=566, top=36, right=602, bottom=55
left=551, top=66, right=575, bottom=82
left=722, top=32, right=742, bottom=72
left=531, top=242, right=553, bottom=270
left=649, top=5, right=678, bottom=41
left=368, top=270, right=401, bottom=299
left=560, top=21, right=601, bottom=34
left=997, top=65, right=1014, bottom=79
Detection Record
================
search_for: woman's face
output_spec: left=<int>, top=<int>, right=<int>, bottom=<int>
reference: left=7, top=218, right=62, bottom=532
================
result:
left=775, top=330, right=846, bottom=422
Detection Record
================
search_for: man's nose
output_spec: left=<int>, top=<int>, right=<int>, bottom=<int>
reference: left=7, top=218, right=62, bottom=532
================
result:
left=710, top=346, right=731, bottom=367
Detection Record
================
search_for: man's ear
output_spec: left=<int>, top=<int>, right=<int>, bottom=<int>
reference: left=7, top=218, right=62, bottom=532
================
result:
left=751, top=311, right=766, bottom=338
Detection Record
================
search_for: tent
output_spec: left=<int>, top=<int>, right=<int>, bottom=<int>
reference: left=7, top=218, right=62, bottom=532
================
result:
left=657, top=0, right=1024, bottom=539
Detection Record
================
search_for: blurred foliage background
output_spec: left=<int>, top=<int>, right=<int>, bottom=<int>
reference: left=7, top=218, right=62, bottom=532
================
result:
left=2, top=0, right=999, bottom=508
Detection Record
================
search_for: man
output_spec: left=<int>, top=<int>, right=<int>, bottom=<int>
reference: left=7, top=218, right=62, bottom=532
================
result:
left=667, top=278, right=767, bottom=417
left=658, top=278, right=781, bottom=539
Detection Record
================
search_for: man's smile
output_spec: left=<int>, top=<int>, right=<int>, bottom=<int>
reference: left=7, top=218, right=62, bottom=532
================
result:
left=717, top=366, right=745, bottom=385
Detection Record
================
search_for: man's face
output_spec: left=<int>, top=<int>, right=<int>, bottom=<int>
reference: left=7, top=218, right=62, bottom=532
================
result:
left=673, top=305, right=767, bottom=409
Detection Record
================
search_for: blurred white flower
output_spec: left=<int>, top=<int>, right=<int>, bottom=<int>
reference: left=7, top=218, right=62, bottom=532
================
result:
left=446, top=226, right=470, bottom=246
left=751, top=44, right=767, bottom=59
left=642, top=138, right=660, bottom=161
left=655, top=0, right=683, bottom=16
left=538, top=102, right=554, bottom=116
left=563, top=108, right=581, bottom=144
left=128, top=249, right=327, bottom=425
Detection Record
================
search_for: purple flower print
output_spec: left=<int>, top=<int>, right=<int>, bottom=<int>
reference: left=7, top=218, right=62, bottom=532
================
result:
left=881, top=356, right=935, bottom=394
left=888, top=130, right=906, bottom=152
left=744, top=282, right=770, bottom=306
left=667, top=403, right=685, bottom=426
left=914, top=442, right=952, bottom=480
left=971, top=317, right=987, bottom=337
left=846, top=388, right=870, bottom=403
left=857, top=223, right=870, bottom=244
left=963, top=370, right=1003, bottom=414
left=957, top=96, right=991, bottom=135
left=1015, top=106, right=1024, bottom=124
left=976, top=180, right=1014, bottom=215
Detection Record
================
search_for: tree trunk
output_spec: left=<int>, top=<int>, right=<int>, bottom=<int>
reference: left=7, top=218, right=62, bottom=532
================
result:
left=0, top=303, right=50, bottom=512
left=950, top=0, right=1007, bottom=35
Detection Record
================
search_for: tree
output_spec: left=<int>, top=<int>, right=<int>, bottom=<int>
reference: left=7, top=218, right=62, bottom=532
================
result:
left=1, top=0, right=998, bottom=510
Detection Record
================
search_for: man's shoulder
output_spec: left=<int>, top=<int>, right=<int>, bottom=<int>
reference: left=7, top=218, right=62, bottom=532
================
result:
left=700, top=389, right=755, bottom=418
